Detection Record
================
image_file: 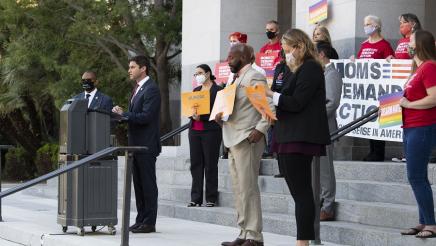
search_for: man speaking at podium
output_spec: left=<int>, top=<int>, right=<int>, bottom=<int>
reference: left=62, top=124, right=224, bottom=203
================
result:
left=74, top=71, right=113, bottom=112
left=112, top=55, right=161, bottom=234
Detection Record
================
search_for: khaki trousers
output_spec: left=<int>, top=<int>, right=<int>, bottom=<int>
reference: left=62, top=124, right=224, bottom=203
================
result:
left=228, top=138, right=264, bottom=242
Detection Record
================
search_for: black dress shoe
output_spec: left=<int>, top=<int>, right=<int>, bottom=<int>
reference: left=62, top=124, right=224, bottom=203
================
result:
left=129, top=223, right=141, bottom=231
left=221, top=238, right=246, bottom=246
left=131, top=224, right=156, bottom=233
left=273, top=174, right=284, bottom=178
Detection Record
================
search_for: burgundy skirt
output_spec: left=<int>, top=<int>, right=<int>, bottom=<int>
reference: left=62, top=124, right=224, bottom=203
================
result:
left=271, top=134, right=326, bottom=156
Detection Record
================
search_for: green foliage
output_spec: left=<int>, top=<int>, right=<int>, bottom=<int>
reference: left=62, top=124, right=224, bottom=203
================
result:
left=3, top=147, right=33, bottom=181
left=35, top=143, right=59, bottom=177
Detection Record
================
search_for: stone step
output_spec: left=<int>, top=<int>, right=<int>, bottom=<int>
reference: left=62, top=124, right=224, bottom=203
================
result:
left=157, top=199, right=435, bottom=246
left=154, top=169, right=436, bottom=206
left=157, top=183, right=435, bottom=229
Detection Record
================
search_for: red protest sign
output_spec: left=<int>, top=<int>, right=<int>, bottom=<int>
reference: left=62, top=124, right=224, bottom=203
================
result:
left=214, top=62, right=231, bottom=85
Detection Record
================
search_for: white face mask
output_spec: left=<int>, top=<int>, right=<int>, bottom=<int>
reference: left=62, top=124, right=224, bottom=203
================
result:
left=364, top=25, right=377, bottom=36
left=195, top=74, right=207, bottom=85
left=285, top=52, right=295, bottom=63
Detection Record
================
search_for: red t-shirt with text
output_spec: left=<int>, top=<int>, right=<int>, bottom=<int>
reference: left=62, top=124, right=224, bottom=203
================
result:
left=357, top=39, right=394, bottom=59
left=260, top=41, right=281, bottom=54
left=402, top=61, right=436, bottom=128
left=395, top=37, right=411, bottom=59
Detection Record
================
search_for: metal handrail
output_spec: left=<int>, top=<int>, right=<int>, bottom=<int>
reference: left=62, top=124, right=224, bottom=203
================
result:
left=160, top=123, right=189, bottom=142
left=330, top=107, right=379, bottom=138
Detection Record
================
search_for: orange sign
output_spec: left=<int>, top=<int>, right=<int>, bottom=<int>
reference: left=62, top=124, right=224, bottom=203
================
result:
left=181, top=90, right=210, bottom=117
left=245, top=84, right=277, bottom=120
left=209, top=83, right=237, bottom=121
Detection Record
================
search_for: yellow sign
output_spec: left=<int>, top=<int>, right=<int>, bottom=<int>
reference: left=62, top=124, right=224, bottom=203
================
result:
left=209, top=83, right=237, bottom=121
left=245, top=84, right=277, bottom=120
left=181, top=90, right=210, bottom=117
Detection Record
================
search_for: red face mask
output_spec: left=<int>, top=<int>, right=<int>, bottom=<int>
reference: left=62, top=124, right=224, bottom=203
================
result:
left=399, top=23, right=412, bottom=36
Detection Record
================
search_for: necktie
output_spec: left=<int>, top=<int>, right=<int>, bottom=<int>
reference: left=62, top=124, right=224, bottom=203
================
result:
left=85, top=94, right=91, bottom=99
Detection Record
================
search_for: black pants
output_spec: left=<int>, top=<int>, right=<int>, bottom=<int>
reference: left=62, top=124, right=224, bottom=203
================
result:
left=188, top=129, right=222, bottom=204
left=369, top=139, right=385, bottom=159
left=132, top=154, right=158, bottom=225
left=278, top=153, right=315, bottom=240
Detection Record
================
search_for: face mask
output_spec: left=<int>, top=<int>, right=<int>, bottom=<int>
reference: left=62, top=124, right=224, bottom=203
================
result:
left=266, top=31, right=277, bottom=40
left=195, top=74, right=207, bottom=85
left=230, top=41, right=239, bottom=47
left=81, top=79, right=95, bottom=92
left=408, top=46, right=416, bottom=57
left=399, top=23, right=412, bottom=36
left=285, top=49, right=296, bottom=64
left=364, top=25, right=377, bottom=36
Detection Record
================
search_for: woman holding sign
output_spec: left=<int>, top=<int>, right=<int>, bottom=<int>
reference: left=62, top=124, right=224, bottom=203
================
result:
left=188, top=64, right=223, bottom=207
left=399, top=30, right=436, bottom=238
left=263, top=29, right=330, bottom=246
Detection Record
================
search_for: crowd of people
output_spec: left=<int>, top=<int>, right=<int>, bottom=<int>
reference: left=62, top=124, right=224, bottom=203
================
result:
left=183, top=13, right=436, bottom=246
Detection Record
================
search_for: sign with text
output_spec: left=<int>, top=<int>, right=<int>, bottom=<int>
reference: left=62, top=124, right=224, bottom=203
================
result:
left=214, top=62, right=231, bottom=85
left=331, top=59, right=412, bottom=142
left=255, top=51, right=280, bottom=88
left=181, top=90, right=210, bottom=117
left=209, top=83, right=237, bottom=121
left=378, top=91, right=403, bottom=128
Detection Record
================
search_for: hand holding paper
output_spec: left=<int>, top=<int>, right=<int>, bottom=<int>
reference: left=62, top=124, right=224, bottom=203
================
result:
left=245, top=84, right=277, bottom=121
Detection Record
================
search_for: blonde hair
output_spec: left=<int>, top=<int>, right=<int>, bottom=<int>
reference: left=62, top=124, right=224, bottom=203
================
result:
left=281, top=28, right=321, bottom=71
left=313, top=25, right=332, bottom=43
left=364, top=15, right=382, bottom=32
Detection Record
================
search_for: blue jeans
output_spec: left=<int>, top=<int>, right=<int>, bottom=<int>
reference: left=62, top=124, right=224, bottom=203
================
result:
left=404, top=124, right=436, bottom=225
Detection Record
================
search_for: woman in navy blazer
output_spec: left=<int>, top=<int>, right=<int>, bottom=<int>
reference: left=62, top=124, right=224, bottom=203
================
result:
left=188, top=64, right=223, bottom=207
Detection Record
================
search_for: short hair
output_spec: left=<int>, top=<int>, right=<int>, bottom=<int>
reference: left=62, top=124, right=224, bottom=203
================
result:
left=316, top=41, right=334, bottom=59
left=399, top=13, right=422, bottom=31
left=83, top=70, right=97, bottom=79
left=364, top=15, right=382, bottom=31
left=129, top=55, right=150, bottom=70
left=267, top=20, right=279, bottom=30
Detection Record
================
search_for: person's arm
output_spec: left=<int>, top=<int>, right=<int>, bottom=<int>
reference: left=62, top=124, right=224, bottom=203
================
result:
left=401, top=86, right=436, bottom=109
left=122, top=86, right=160, bottom=125
left=325, top=70, right=343, bottom=117
left=275, top=61, right=323, bottom=112
left=383, top=41, right=395, bottom=59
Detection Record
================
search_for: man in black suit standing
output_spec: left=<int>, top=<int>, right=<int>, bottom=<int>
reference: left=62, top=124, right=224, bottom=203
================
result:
left=74, top=71, right=113, bottom=112
left=112, top=55, right=161, bottom=233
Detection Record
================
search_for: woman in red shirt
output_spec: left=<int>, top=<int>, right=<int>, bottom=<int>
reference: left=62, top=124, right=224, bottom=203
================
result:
left=354, top=15, right=395, bottom=161
left=393, top=13, right=421, bottom=59
left=399, top=30, right=436, bottom=238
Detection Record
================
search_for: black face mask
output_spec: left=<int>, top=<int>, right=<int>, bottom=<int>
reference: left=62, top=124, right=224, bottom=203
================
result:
left=81, top=79, right=95, bottom=92
left=266, top=31, right=277, bottom=39
left=229, top=60, right=243, bottom=73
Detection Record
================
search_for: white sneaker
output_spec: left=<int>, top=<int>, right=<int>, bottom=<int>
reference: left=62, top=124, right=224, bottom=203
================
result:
left=392, top=157, right=406, bottom=162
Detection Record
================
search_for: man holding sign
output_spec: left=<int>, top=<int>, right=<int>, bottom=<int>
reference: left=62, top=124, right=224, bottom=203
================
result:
left=217, top=44, right=274, bottom=246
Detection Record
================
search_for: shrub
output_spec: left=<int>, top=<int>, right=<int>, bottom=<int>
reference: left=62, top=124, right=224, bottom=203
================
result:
left=3, top=147, right=32, bottom=181
left=35, top=143, right=59, bottom=177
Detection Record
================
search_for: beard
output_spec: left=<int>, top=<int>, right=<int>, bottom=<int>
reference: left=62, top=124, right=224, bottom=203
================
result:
left=229, top=60, right=243, bottom=73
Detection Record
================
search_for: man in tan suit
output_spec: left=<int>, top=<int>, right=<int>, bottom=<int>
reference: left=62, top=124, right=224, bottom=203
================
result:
left=216, top=44, right=273, bottom=246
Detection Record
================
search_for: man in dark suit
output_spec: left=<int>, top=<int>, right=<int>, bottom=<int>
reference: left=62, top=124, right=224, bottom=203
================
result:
left=112, top=55, right=161, bottom=233
left=74, top=71, right=113, bottom=112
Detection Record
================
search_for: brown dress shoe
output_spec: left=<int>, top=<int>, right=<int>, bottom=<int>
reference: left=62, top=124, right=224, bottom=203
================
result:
left=241, top=239, right=264, bottom=246
left=131, top=224, right=156, bottom=233
left=320, top=210, right=335, bottom=221
left=221, top=238, right=246, bottom=246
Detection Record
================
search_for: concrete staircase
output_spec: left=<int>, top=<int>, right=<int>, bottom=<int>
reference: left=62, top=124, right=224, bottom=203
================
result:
left=152, top=156, right=436, bottom=246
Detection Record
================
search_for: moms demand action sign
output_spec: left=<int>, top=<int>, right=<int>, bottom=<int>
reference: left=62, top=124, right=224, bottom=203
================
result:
left=331, top=59, right=412, bottom=142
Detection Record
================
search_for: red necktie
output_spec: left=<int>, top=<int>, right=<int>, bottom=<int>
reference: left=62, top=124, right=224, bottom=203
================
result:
left=130, top=83, right=139, bottom=101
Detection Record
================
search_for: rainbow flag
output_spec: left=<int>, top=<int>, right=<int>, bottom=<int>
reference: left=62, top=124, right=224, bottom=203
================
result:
left=309, top=0, right=328, bottom=24
left=378, top=91, right=403, bottom=128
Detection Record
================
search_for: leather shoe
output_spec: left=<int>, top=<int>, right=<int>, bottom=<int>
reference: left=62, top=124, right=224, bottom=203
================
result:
left=129, top=223, right=141, bottom=231
left=131, top=224, right=156, bottom=233
left=320, top=210, right=335, bottom=221
left=221, top=238, right=246, bottom=246
left=241, top=239, right=264, bottom=246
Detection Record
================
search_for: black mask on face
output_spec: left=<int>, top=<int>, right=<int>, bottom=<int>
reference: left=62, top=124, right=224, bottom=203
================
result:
left=229, top=60, right=243, bottom=73
left=81, top=79, right=95, bottom=92
left=266, top=31, right=277, bottom=39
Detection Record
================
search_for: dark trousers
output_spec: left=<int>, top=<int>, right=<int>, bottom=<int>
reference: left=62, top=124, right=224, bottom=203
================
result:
left=369, top=139, right=385, bottom=159
left=404, top=124, right=436, bottom=225
left=188, top=129, right=222, bottom=204
left=278, top=153, right=315, bottom=240
left=132, top=154, right=158, bottom=225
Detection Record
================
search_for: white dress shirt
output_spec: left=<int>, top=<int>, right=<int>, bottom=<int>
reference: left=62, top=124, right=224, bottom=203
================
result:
left=85, top=89, right=98, bottom=108
left=132, top=76, right=150, bottom=101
